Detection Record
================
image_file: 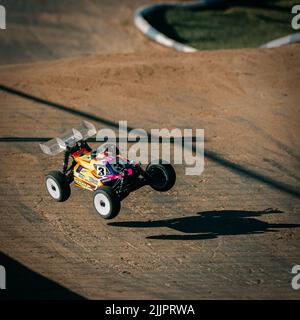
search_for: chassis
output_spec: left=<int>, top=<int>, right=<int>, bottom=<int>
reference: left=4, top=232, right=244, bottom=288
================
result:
left=41, top=121, right=176, bottom=219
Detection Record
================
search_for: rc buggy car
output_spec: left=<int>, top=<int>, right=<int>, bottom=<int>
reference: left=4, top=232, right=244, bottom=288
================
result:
left=40, top=121, right=176, bottom=219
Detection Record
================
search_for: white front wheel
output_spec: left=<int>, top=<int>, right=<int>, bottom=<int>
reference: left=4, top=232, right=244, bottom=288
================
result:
left=94, top=193, right=111, bottom=216
left=93, top=187, right=121, bottom=219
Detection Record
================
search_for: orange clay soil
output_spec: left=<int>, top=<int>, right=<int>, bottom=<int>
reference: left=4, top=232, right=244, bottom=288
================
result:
left=0, top=42, right=300, bottom=298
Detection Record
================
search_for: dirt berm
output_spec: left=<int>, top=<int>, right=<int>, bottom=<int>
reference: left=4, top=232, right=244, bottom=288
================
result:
left=0, top=44, right=299, bottom=298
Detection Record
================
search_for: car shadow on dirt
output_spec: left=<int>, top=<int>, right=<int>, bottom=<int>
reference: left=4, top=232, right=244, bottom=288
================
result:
left=108, top=208, right=300, bottom=240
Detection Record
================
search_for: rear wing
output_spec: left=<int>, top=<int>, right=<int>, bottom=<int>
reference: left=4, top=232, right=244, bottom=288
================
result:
left=40, top=121, right=96, bottom=156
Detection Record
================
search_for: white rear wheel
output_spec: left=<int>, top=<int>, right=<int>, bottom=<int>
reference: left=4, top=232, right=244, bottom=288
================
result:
left=46, top=177, right=61, bottom=200
left=45, top=171, right=71, bottom=202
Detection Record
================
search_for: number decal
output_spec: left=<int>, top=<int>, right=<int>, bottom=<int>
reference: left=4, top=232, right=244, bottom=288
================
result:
left=96, top=165, right=107, bottom=176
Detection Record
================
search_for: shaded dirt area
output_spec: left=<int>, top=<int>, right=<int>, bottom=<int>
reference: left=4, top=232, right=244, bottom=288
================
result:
left=0, top=0, right=171, bottom=65
left=0, top=45, right=300, bottom=298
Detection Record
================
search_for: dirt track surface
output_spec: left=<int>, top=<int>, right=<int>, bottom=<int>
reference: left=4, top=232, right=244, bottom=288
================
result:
left=0, top=0, right=170, bottom=65
left=0, top=44, right=300, bottom=299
